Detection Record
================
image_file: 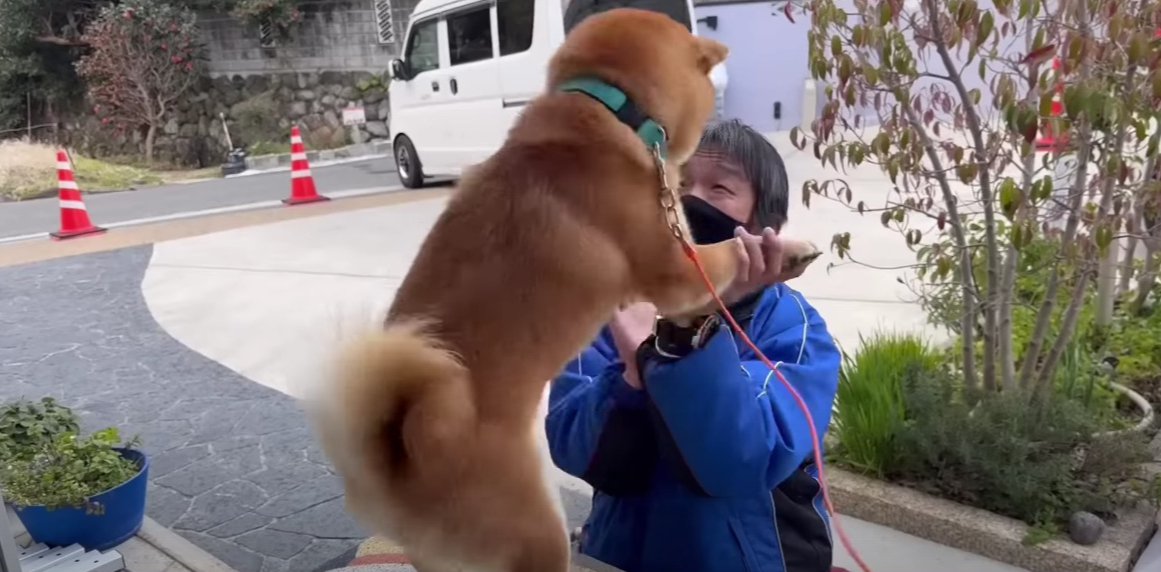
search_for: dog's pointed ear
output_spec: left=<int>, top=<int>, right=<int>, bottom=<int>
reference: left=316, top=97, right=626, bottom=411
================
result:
left=695, top=37, right=728, bottom=73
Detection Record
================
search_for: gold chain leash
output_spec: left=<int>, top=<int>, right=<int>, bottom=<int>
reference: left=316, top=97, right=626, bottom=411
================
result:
left=652, top=142, right=685, bottom=240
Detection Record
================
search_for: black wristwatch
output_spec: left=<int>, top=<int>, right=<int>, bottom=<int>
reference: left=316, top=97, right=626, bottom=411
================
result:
left=650, top=313, right=723, bottom=359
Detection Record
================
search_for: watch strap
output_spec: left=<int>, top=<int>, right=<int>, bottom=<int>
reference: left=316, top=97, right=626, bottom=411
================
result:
left=652, top=313, right=722, bottom=359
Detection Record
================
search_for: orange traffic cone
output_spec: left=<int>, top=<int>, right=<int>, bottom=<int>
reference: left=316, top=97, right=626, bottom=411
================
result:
left=1035, top=58, right=1068, bottom=151
left=50, top=150, right=106, bottom=240
left=283, top=126, right=330, bottom=206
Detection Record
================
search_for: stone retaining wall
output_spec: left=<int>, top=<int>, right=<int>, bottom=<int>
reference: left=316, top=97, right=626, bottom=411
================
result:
left=60, top=71, right=391, bottom=167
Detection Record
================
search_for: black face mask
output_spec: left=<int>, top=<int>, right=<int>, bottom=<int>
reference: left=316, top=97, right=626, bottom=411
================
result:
left=681, top=194, right=746, bottom=245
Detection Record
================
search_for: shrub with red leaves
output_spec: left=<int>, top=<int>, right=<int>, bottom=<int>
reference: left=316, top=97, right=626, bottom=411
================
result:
left=76, top=0, right=204, bottom=164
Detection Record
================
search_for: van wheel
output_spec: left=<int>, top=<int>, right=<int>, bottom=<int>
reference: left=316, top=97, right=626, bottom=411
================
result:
left=394, top=135, right=424, bottom=189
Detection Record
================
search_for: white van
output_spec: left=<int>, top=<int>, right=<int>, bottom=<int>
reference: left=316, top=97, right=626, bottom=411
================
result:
left=385, top=0, right=707, bottom=188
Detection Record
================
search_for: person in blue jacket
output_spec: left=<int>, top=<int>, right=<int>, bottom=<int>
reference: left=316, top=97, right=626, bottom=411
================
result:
left=546, top=119, right=842, bottom=572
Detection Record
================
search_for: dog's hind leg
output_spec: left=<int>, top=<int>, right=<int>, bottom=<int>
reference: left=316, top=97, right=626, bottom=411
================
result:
left=509, top=520, right=572, bottom=572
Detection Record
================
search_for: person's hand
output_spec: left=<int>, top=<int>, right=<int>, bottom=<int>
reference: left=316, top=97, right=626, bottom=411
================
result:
left=719, top=227, right=809, bottom=307
left=609, top=302, right=656, bottom=390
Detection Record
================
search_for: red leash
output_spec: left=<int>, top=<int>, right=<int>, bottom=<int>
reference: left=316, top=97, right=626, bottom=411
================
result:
left=678, top=240, right=873, bottom=572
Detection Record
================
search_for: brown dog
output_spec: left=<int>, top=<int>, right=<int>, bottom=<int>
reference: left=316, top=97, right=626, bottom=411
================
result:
left=307, top=8, right=814, bottom=572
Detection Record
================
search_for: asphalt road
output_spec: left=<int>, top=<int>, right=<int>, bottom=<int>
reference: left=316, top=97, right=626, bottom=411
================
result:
left=0, top=157, right=403, bottom=241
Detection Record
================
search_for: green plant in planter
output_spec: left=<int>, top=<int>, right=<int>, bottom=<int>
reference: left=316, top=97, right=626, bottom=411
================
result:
left=1, top=427, right=142, bottom=514
left=831, top=331, right=941, bottom=477
left=0, top=397, right=81, bottom=461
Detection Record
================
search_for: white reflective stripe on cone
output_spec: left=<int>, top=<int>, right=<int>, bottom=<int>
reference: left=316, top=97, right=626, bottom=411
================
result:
left=59, top=180, right=79, bottom=190
left=291, top=169, right=313, bottom=179
left=59, top=199, right=88, bottom=211
left=291, top=152, right=308, bottom=161
left=290, top=137, right=304, bottom=144
left=56, top=162, right=73, bottom=170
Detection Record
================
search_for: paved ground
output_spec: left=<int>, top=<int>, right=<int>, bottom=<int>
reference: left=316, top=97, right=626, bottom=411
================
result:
left=0, top=157, right=400, bottom=240
left=0, top=247, right=364, bottom=572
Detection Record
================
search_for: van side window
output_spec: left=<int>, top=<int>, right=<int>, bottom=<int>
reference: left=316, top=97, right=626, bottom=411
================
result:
left=497, top=0, right=535, bottom=56
left=405, top=20, right=440, bottom=75
left=447, top=6, right=494, bottom=66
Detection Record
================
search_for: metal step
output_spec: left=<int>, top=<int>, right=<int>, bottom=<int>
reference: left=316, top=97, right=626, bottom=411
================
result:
left=18, top=544, right=123, bottom=572
left=2, top=492, right=124, bottom=572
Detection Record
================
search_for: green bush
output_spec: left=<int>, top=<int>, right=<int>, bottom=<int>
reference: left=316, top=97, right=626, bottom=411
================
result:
left=1101, top=306, right=1161, bottom=385
left=230, top=91, right=284, bottom=149
left=0, top=397, right=142, bottom=513
left=831, top=331, right=941, bottom=477
left=0, top=398, right=80, bottom=461
left=1, top=427, right=141, bottom=512
left=889, top=373, right=1156, bottom=527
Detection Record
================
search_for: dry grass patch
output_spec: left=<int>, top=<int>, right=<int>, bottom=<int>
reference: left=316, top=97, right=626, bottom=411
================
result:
left=0, top=140, right=164, bottom=201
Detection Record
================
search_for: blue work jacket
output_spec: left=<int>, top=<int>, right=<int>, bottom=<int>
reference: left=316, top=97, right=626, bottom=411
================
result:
left=546, top=284, right=841, bottom=572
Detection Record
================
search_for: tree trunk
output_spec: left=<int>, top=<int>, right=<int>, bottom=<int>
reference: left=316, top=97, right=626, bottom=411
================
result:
left=1020, top=134, right=1092, bottom=389
left=1119, top=231, right=1139, bottom=297
left=924, top=0, right=1000, bottom=393
left=145, top=123, right=157, bottom=166
left=1018, top=0, right=1097, bottom=388
left=1133, top=241, right=1159, bottom=313
left=1093, top=68, right=1138, bottom=327
left=1096, top=242, right=1119, bottom=327
left=998, top=245, right=1018, bottom=391
left=895, top=92, right=981, bottom=397
left=1127, top=129, right=1161, bottom=312
left=1035, top=261, right=1095, bottom=396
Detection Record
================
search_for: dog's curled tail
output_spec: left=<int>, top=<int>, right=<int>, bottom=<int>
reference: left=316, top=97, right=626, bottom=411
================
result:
left=308, top=318, right=473, bottom=484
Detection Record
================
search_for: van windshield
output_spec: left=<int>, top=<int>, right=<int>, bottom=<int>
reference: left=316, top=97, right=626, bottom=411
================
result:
left=562, top=0, right=692, bottom=34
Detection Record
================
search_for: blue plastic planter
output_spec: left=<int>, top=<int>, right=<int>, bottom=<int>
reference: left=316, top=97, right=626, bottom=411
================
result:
left=11, top=448, right=149, bottom=552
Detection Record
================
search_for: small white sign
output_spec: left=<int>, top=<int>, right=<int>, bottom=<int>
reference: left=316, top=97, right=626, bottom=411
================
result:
left=342, top=107, right=367, bottom=126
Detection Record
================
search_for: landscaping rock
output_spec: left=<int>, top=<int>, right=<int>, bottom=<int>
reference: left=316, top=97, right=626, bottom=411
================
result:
left=1149, top=428, right=1161, bottom=460
left=365, top=121, right=389, bottom=138
left=244, top=75, right=271, bottom=96
left=287, top=101, right=308, bottom=119
left=377, top=100, right=391, bottom=124
left=303, top=114, right=324, bottom=131
left=1068, top=511, right=1106, bottom=545
left=363, top=87, right=388, bottom=104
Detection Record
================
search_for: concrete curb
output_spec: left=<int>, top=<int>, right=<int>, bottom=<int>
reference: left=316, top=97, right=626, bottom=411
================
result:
left=0, top=185, right=406, bottom=246
left=831, top=468, right=1158, bottom=572
left=6, top=508, right=232, bottom=572
left=348, top=536, right=624, bottom=572
left=244, top=141, right=392, bottom=172
left=137, top=517, right=238, bottom=572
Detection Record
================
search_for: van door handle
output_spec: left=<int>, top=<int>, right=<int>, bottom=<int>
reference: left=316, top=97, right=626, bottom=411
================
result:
left=431, top=80, right=440, bottom=92
left=450, top=78, right=458, bottom=95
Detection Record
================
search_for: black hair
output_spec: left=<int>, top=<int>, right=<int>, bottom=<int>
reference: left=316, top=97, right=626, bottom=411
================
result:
left=696, top=119, right=789, bottom=231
